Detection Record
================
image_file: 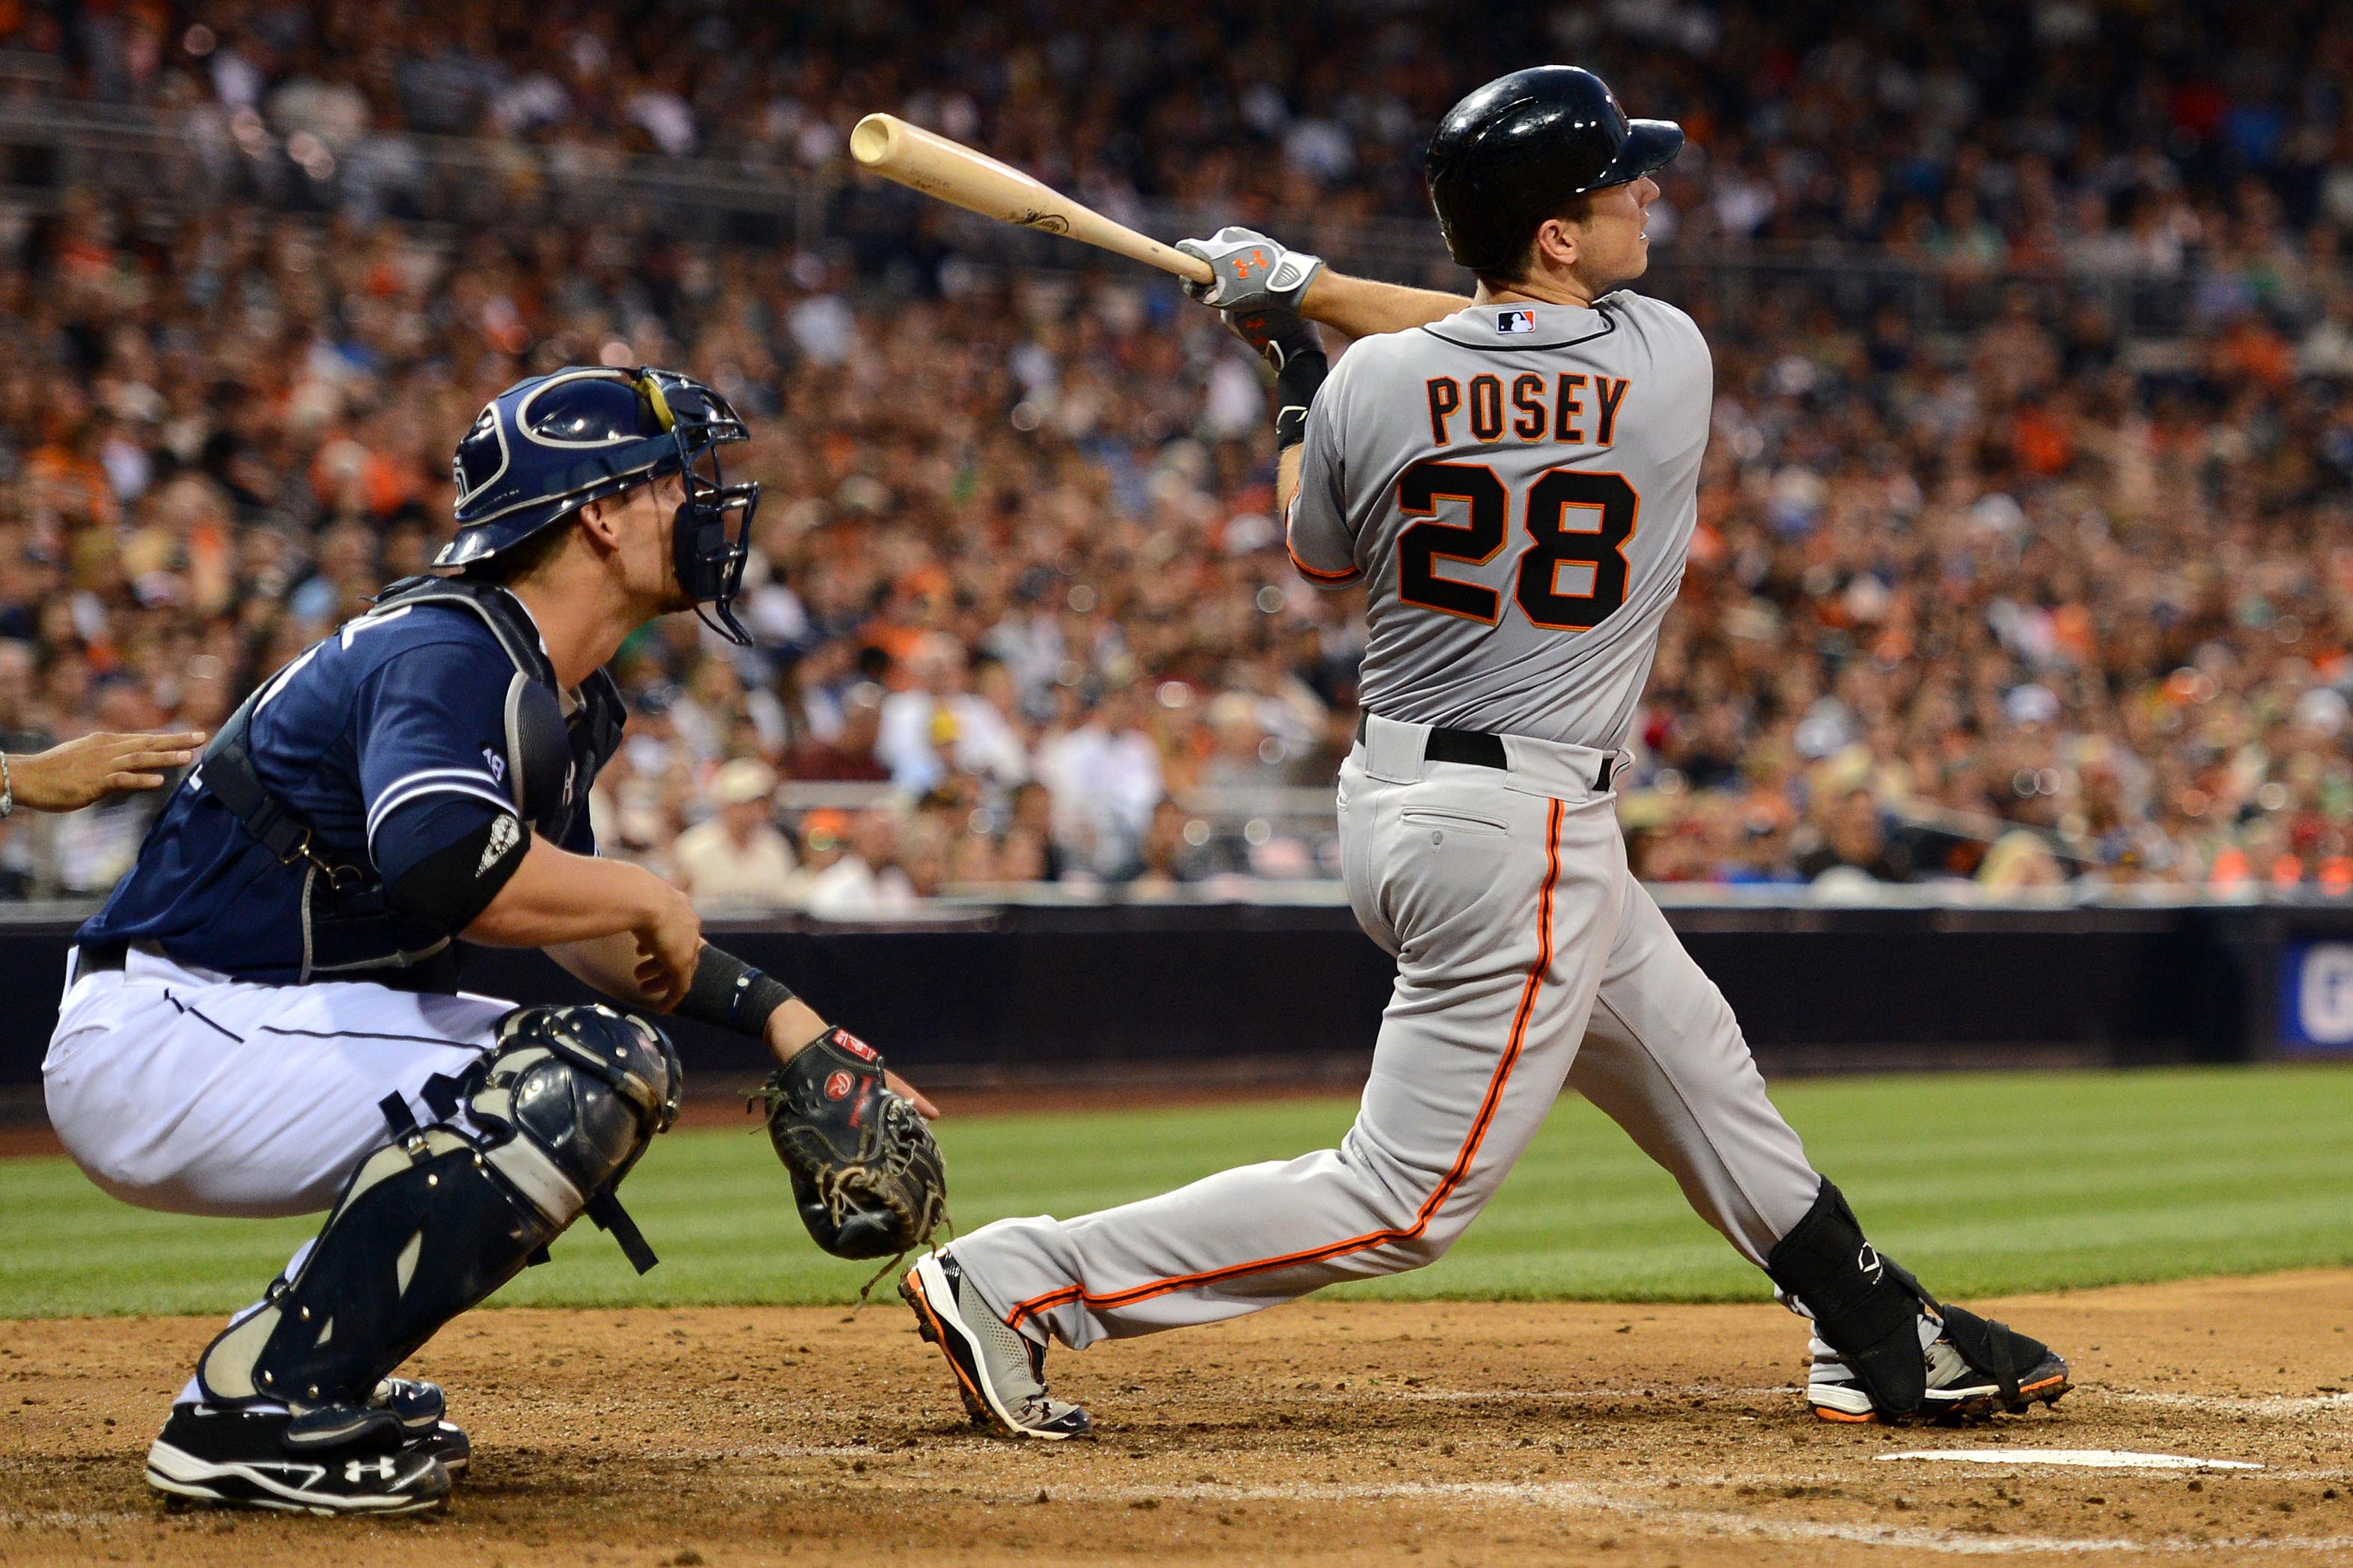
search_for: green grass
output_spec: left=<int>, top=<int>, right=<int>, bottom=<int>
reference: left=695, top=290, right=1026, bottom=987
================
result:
left=4, top=1064, right=2350, bottom=1318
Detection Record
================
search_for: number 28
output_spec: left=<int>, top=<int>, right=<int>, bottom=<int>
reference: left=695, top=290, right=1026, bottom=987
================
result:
left=1395, top=461, right=1639, bottom=631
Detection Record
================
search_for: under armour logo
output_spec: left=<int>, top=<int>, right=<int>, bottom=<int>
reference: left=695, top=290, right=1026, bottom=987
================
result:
left=1857, top=1243, right=1884, bottom=1284
left=345, top=1456, right=398, bottom=1483
left=1232, top=248, right=1267, bottom=278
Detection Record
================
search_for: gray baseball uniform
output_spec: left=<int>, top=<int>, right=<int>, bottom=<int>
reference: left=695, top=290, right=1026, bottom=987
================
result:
left=952, top=292, right=1825, bottom=1347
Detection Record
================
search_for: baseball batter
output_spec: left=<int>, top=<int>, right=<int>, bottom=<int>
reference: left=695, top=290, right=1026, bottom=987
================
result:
left=904, top=67, right=2071, bottom=1439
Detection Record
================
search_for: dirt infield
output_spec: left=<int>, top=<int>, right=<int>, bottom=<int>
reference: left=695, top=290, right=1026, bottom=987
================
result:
left=3, top=1272, right=2349, bottom=1567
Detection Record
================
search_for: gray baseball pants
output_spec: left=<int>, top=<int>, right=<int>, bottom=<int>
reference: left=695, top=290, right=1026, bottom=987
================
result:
left=953, top=714, right=1826, bottom=1348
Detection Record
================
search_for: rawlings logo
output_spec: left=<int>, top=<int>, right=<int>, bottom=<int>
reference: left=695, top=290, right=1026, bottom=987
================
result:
left=824, top=1070, right=855, bottom=1101
left=835, top=1032, right=879, bottom=1064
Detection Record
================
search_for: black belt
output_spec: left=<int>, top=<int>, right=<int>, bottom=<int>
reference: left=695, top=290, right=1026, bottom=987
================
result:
left=1423, top=725, right=1509, bottom=770
left=1354, top=713, right=1614, bottom=792
left=73, top=940, right=129, bottom=977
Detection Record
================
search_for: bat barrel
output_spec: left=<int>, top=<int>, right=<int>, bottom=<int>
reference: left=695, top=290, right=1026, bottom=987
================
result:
left=846, top=112, right=1213, bottom=286
left=849, top=114, right=898, bottom=168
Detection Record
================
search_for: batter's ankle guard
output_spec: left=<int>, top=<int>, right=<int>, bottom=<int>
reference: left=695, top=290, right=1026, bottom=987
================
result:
left=1765, top=1178, right=1935, bottom=1418
left=196, top=1005, right=681, bottom=1411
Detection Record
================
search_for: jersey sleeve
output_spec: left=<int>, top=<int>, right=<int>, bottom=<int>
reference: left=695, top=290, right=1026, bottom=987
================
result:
left=1646, top=297, right=1715, bottom=456
left=1284, top=359, right=1362, bottom=587
left=352, top=635, right=522, bottom=874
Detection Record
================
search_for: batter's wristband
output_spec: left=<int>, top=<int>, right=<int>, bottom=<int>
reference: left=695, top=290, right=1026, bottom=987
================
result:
left=1273, top=342, right=1328, bottom=451
left=678, top=945, right=796, bottom=1039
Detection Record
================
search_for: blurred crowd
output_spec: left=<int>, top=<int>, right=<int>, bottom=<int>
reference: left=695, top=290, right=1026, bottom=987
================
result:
left=0, top=193, right=1361, bottom=906
left=14, top=1, right=2353, bottom=278
left=0, top=3, right=2351, bottom=906
left=1631, top=275, right=2353, bottom=894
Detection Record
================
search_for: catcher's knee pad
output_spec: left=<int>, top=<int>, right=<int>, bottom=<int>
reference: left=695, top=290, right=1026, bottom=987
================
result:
left=469, top=1002, right=684, bottom=1224
left=197, top=1005, right=681, bottom=1410
left=1765, top=1177, right=1934, bottom=1418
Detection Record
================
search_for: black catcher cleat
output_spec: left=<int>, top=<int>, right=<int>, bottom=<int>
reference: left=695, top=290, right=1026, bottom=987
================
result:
left=144, top=1403, right=450, bottom=1515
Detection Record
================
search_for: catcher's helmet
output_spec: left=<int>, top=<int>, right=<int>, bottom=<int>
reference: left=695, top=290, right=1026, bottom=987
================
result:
left=439, top=366, right=761, bottom=644
left=1425, top=65, right=1684, bottom=276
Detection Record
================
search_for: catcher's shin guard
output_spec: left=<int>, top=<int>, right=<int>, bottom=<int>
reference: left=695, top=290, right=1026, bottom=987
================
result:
left=196, top=1005, right=681, bottom=1410
left=1765, top=1178, right=1936, bottom=1419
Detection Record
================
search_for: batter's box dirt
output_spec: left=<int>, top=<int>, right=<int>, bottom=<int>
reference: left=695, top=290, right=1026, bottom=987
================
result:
left=3, top=1272, right=2349, bottom=1567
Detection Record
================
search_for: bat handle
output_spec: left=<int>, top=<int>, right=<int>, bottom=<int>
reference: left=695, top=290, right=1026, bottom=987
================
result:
left=1155, top=246, right=1216, bottom=287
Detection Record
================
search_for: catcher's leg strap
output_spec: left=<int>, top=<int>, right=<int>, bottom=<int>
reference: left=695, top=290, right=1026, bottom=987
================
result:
left=1765, top=1177, right=1935, bottom=1418
left=196, top=1004, right=681, bottom=1409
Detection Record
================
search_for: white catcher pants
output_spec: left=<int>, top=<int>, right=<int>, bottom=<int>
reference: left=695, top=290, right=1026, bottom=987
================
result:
left=954, top=714, right=1827, bottom=1349
left=44, top=947, right=513, bottom=1219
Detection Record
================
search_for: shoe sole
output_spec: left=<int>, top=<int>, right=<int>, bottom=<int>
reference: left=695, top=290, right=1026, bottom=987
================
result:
left=145, top=1440, right=448, bottom=1516
left=901, top=1256, right=1077, bottom=1442
left=1811, top=1364, right=2073, bottom=1424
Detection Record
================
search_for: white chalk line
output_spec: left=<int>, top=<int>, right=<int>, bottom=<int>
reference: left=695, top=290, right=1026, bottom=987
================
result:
left=1875, top=1450, right=2261, bottom=1471
left=2105, top=1391, right=2353, bottom=1418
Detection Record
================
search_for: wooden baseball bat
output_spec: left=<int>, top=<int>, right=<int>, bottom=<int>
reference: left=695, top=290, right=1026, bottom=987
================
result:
left=850, top=113, right=1215, bottom=287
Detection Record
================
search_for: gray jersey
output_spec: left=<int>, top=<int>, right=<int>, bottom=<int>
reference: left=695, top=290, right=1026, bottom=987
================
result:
left=1286, top=292, right=1711, bottom=751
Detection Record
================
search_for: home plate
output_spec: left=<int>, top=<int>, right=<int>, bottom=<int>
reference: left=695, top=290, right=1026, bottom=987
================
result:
left=1875, top=1449, right=2262, bottom=1471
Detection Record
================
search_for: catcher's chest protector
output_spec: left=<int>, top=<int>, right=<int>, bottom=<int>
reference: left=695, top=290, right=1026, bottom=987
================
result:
left=193, top=576, right=626, bottom=984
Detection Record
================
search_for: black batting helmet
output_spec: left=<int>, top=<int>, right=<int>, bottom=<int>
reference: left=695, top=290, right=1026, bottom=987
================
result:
left=1425, top=66, right=1684, bottom=276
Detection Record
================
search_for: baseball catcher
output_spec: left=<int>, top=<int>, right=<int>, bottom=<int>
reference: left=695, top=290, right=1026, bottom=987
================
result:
left=902, top=67, right=2068, bottom=1439
left=46, top=367, right=940, bottom=1514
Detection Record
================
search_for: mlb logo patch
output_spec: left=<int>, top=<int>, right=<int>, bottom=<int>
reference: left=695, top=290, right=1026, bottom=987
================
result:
left=1496, top=308, right=1537, bottom=334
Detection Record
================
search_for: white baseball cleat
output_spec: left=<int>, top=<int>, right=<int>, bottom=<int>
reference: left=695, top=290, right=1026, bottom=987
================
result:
left=902, top=1251, right=1092, bottom=1440
left=1809, top=1310, right=2072, bottom=1424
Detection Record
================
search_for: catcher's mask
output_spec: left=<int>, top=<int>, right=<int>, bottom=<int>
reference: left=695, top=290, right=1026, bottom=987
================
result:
left=442, top=365, right=761, bottom=645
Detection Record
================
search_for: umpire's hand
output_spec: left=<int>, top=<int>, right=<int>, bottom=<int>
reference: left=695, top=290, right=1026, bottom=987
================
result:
left=6, top=730, right=208, bottom=812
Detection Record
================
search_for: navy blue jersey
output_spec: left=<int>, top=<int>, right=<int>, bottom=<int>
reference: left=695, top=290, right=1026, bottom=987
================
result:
left=82, top=597, right=600, bottom=983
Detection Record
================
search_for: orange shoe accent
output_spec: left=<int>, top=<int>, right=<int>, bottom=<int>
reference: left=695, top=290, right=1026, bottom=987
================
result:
left=904, top=1269, right=990, bottom=1418
left=1008, top=797, right=1568, bottom=1333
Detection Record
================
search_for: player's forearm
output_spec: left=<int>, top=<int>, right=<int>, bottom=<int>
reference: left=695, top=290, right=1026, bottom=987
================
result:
left=1276, top=445, right=1305, bottom=519
left=544, top=929, right=668, bottom=1004
left=1300, top=270, right=1468, bottom=339
left=463, top=837, right=671, bottom=949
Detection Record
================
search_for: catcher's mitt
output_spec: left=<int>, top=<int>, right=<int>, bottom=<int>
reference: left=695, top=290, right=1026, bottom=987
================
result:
left=755, top=1027, right=946, bottom=1260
